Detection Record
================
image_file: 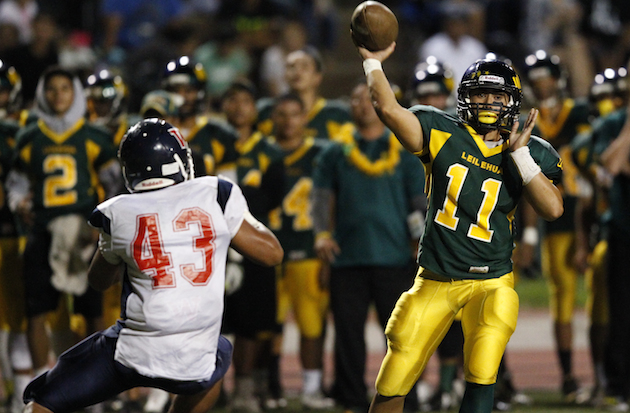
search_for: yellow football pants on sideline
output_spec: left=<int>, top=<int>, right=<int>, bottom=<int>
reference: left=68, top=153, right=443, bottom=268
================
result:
left=276, top=259, right=329, bottom=338
left=541, top=232, right=578, bottom=324
left=586, top=240, right=608, bottom=326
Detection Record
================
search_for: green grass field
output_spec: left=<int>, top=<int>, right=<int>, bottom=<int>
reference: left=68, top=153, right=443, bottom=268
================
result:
left=515, top=274, right=588, bottom=310
left=207, top=390, right=614, bottom=413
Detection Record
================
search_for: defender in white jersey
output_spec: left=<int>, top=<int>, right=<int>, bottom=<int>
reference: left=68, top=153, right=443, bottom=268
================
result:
left=22, top=119, right=283, bottom=413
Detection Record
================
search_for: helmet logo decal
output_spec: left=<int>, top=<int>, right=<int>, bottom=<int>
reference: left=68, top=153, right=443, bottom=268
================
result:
left=168, top=127, right=186, bottom=149
left=479, top=75, right=504, bottom=84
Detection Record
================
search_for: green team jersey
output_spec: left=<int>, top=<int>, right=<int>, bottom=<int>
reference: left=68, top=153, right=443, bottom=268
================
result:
left=412, top=105, right=562, bottom=279
left=0, top=119, right=20, bottom=237
left=13, top=118, right=116, bottom=227
left=186, top=116, right=239, bottom=176
left=235, top=131, right=285, bottom=225
left=312, top=128, right=425, bottom=268
left=571, top=126, right=610, bottom=241
left=257, top=97, right=352, bottom=139
left=591, top=108, right=630, bottom=236
left=269, top=137, right=327, bottom=261
left=532, top=98, right=591, bottom=233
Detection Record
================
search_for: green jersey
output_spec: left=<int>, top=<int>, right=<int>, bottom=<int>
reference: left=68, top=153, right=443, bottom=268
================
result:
left=257, top=97, right=352, bottom=139
left=186, top=117, right=239, bottom=176
left=0, top=119, right=20, bottom=237
left=533, top=98, right=591, bottom=233
left=235, top=131, right=285, bottom=224
left=312, top=127, right=425, bottom=268
left=269, top=137, right=327, bottom=261
left=591, top=108, right=630, bottom=236
left=571, top=126, right=610, bottom=241
left=412, top=105, right=562, bottom=279
left=13, top=118, right=116, bottom=227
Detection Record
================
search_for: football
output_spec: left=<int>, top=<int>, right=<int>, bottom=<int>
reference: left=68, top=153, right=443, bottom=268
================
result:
left=350, top=1, right=399, bottom=52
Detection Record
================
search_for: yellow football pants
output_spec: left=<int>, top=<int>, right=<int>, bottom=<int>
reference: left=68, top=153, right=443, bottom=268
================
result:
left=276, top=259, right=329, bottom=338
left=375, top=268, right=518, bottom=396
left=541, top=232, right=577, bottom=323
left=586, top=240, right=608, bottom=326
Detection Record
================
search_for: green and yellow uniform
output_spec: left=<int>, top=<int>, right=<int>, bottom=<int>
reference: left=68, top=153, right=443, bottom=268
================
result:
left=269, top=137, right=329, bottom=338
left=257, top=97, right=352, bottom=139
left=375, top=106, right=562, bottom=396
left=235, top=131, right=284, bottom=223
left=571, top=129, right=609, bottom=327
left=223, top=132, right=285, bottom=338
left=590, top=107, right=630, bottom=399
left=0, top=119, right=24, bottom=335
left=533, top=99, right=590, bottom=324
left=14, top=119, right=115, bottom=227
left=185, top=116, right=239, bottom=176
left=14, top=118, right=116, bottom=319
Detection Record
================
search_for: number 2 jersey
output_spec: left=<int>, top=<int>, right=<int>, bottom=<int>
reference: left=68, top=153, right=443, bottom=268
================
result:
left=89, top=176, right=247, bottom=381
left=412, top=105, right=562, bottom=279
left=13, top=118, right=116, bottom=227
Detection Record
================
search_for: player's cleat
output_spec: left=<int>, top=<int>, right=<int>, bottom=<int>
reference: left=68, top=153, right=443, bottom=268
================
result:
left=144, top=389, right=170, bottom=413
left=415, top=380, right=434, bottom=406
left=562, top=376, right=579, bottom=402
left=301, top=392, right=335, bottom=410
left=230, top=396, right=262, bottom=413
left=561, top=376, right=589, bottom=404
left=511, top=392, right=533, bottom=405
left=600, top=396, right=630, bottom=412
left=588, top=385, right=606, bottom=407
left=262, top=396, right=287, bottom=410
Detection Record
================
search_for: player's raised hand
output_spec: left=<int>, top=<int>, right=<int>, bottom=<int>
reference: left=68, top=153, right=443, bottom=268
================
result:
left=357, top=42, right=396, bottom=63
left=510, top=108, right=539, bottom=151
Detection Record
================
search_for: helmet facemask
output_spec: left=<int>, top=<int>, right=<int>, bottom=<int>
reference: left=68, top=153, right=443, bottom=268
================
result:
left=459, top=87, right=519, bottom=134
left=456, top=60, right=523, bottom=135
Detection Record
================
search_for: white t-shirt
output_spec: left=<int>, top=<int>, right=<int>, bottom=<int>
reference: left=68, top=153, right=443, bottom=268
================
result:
left=92, top=176, right=246, bottom=381
left=419, top=33, right=488, bottom=92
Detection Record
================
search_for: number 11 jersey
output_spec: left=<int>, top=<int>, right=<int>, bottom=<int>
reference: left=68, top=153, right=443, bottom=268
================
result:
left=412, top=105, right=562, bottom=279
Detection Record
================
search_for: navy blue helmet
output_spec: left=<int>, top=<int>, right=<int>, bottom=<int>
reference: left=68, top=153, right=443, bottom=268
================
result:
left=119, top=119, right=195, bottom=193
left=457, top=59, right=523, bottom=133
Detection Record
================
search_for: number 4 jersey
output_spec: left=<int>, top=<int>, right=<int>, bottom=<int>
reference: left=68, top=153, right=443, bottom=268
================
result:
left=412, top=105, right=562, bottom=279
left=89, top=176, right=247, bottom=381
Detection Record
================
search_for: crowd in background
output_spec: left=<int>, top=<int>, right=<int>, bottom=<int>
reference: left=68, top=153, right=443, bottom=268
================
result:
left=0, top=0, right=630, bottom=413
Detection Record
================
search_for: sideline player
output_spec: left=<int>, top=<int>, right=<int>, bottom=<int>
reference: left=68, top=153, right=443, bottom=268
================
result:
left=521, top=51, right=591, bottom=401
left=257, top=46, right=351, bottom=140
left=357, top=42, right=564, bottom=413
left=268, top=94, right=333, bottom=409
left=22, top=118, right=283, bottom=413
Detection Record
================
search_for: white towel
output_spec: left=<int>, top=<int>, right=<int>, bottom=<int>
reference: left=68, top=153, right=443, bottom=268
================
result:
left=47, top=214, right=95, bottom=295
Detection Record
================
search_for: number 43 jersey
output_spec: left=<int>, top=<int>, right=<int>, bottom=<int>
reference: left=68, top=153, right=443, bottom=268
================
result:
left=89, top=176, right=246, bottom=381
left=411, top=105, right=562, bottom=280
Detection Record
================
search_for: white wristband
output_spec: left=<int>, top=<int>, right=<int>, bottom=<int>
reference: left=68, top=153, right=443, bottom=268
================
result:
left=522, top=227, right=539, bottom=246
left=363, top=58, right=382, bottom=75
left=510, top=146, right=541, bottom=185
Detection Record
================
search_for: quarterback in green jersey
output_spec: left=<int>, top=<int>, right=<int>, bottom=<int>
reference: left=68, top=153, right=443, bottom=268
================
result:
left=357, top=43, right=564, bottom=413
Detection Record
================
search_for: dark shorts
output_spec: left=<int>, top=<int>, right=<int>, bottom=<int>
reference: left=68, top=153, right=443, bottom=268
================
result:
left=223, top=259, right=281, bottom=338
left=24, top=324, right=232, bottom=413
left=23, top=229, right=102, bottom=318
